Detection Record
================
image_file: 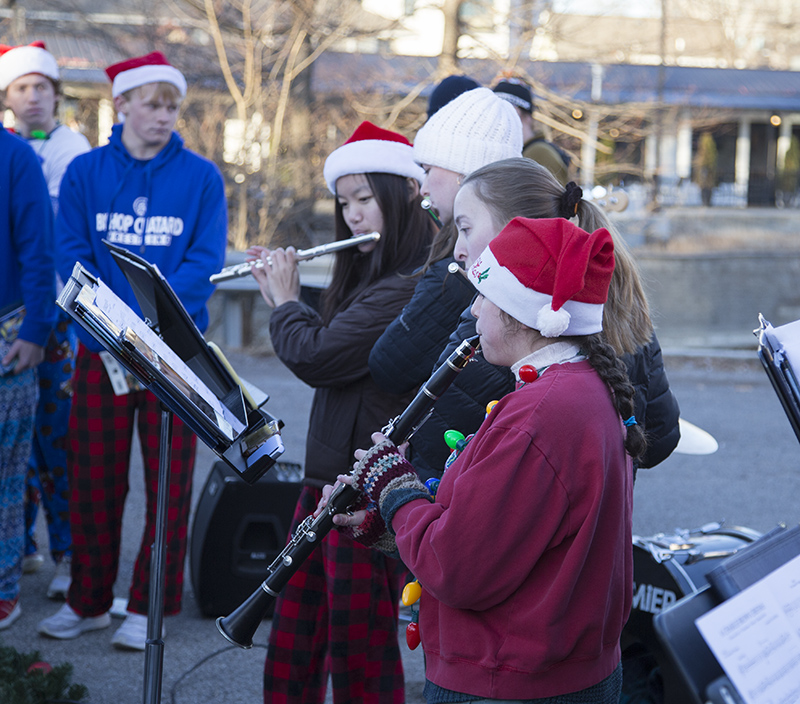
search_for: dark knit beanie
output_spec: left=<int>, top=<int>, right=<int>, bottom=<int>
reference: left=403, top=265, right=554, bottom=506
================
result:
left=493, top=78, right=534, bottom=114
left=427, top=75, right=481, bottom=118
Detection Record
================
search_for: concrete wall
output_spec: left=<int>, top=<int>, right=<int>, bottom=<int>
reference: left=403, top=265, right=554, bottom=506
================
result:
left=638, top=251, right=800, bottom=350
left=206, top=251, right=800, bottom=354
left=615, top=206, right=800, bottom=248
left=205, top=208, right=800, bottom=354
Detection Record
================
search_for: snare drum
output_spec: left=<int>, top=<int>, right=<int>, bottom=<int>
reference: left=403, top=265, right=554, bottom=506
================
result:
left=621, top=522, right=760, bottom=704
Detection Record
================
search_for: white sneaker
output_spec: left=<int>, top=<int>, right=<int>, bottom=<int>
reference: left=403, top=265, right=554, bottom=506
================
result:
left=111, top=612, right=166, bottom=651
left=0, top=598, right=21, bottom=630
left=110, top=597, right=129, bottom=618
left=37, top=603, right=111, bottom=639
left=22, top=553, right=44, bottom=574
left=46, top=556, right=72, bottom=599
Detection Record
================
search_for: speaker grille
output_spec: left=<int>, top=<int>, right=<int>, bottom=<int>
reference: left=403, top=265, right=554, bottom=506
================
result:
left=190, top=460, right=302, bottom=617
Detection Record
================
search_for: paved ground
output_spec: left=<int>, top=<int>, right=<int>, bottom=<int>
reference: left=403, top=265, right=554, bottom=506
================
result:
left=5, top=345, right=800, bottom=703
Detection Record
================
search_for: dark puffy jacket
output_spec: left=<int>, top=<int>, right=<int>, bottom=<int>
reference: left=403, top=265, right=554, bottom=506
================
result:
left=621, top=334, right=681, bottom=470
left=369, top=258, right=476, bottom=395
left=407, top=307, right=680, bottom=480
left=269, top=273, right=419, bottom=487
left=404, top=305, right=515, bottom=482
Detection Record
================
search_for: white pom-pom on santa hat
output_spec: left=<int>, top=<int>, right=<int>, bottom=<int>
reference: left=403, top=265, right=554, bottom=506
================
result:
left=468, top=217, right=615, bottom=338
left=536, top=304, right=571, bottom=338
left=0, top=41, right=59, bottom=90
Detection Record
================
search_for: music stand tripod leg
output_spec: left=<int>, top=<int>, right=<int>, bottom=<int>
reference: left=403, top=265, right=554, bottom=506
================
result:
left=143, top=408, right=172, bottom=704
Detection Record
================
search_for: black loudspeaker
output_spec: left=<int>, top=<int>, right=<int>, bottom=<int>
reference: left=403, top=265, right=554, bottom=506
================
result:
left=190, top=460, right=303, bottom=617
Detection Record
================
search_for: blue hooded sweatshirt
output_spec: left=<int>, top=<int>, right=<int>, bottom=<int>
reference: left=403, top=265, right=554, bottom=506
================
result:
left=56, top=123, right=227, bottom=352
left=0, top=125, right=56, bottom=347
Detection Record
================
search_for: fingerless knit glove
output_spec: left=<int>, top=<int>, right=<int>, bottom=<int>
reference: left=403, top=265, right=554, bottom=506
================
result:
left=351, top=439, right=432, bottom=535
left=338, top=491, right=398, bottom=555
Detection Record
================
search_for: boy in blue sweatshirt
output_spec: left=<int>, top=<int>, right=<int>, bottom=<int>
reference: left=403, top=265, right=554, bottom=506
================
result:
left=0, top=126, right=56, bottom=630
left=37, top=52, right=227, bottom=651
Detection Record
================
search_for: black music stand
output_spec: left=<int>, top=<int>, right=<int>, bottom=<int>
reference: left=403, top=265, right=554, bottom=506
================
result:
left=57, top=242, right=286, bottom=704
left=653, top=587, right=745, bottom=704
left=651, top=314, right=800, bottom=704
left=756, top=313, right=800, bottom=444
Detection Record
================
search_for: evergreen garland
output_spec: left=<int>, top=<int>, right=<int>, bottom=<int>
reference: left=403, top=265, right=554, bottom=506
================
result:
left=0, top=644, right=88, bottom=704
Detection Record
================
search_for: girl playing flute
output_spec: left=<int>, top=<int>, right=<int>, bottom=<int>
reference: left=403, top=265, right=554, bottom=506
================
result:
left=249, top=121, right=435, bottom=704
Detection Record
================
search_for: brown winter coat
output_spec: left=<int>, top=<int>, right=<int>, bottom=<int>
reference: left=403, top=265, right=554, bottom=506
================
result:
left=268, top=273, right=419, bottom=487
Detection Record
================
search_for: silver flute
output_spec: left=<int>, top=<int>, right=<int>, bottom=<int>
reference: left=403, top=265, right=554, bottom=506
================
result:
left=447, top=261, right=469, bottom=279
left=209, top=232, right=381, bottom=284
left=421, top=198, right=442, bottom=227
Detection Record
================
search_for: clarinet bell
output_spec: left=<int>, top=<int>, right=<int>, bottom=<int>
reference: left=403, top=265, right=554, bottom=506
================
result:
left=216, top=583, right=275, bottom=649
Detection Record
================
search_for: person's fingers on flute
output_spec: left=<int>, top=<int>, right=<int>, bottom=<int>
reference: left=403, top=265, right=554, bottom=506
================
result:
left=250, top=247, right=276, bottom=307
left=265, top=247, right=301, bottom=306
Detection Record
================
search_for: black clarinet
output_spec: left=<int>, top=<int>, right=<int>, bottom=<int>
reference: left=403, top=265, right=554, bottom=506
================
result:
left=216, top=335, right=480, bottom=648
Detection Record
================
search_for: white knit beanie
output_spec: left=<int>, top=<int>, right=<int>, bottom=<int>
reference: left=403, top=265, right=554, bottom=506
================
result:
left=413, top=87, right=523, bottom=176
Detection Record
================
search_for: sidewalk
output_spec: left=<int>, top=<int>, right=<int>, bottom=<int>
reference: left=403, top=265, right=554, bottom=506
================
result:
left=6, top=350, right=425, bottom=704
left=6, top=343, right=796, bottom=704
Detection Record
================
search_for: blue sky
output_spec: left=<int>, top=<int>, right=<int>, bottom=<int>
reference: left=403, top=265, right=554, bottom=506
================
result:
left=552, top=0, right=662, bottom=18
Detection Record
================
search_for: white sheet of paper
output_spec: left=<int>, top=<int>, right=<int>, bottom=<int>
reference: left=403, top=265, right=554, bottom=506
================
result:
left=695, top=554, right=800, bottom=704
left=766, top=319, right=800, bottom=374
left=93, top=281, right=245, bottom=438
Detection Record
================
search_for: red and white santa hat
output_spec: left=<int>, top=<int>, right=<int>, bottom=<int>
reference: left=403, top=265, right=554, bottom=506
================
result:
left=469, top=217, right=615, bottom=338
left=323, top=121, right=425, bottom=194
left=106, top=51, right=187, bottom=98
left=0, top=41, right=59, bottom=90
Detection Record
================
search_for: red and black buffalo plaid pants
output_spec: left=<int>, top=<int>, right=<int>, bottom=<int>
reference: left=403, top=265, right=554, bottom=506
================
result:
left=264, top=485, right=407, bottom=704
left=66, top=345, right=196, bottom=617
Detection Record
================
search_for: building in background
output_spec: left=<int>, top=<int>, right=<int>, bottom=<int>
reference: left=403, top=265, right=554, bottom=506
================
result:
left=4, top=0, right=800, bottom=211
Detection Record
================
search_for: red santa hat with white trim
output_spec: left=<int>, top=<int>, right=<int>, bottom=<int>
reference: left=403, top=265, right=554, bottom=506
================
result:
left=468, top=217, right=615, bottom=338
left=106, top=51, right=187, bottom=98
left=0, top=41, right=59, bottom=90
left=323, top=121, right=425, bottom=194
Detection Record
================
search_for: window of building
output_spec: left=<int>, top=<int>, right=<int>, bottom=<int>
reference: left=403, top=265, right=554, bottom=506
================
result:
left=462, top=0, right=493, bottom=23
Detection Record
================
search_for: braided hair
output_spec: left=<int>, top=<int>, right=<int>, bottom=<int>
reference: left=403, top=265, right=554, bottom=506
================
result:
left=498, top=310, right=648, bottom=462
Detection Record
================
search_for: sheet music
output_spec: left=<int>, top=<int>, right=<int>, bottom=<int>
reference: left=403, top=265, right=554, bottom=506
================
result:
left=696, top=554, right=800, bottom=704
left=93, top=281, right=245, bottom=438
left=765, top=319, right=800, bottom=373
left=762, top=319, right=800, bottom=406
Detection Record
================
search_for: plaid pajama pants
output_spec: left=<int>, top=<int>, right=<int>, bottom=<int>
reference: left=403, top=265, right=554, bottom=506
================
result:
left=66, top=345, right=196, bottom=617
left=0, top=368, right=38, bottom=600
left=264, top=485, right=407, bottom=704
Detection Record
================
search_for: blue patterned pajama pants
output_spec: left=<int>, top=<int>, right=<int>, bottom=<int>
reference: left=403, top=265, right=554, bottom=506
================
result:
left=0, top=368, right=38, bottom=600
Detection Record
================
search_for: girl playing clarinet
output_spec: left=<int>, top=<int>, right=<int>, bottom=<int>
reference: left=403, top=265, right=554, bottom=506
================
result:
left=325, top=216, right=645, bottom=703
